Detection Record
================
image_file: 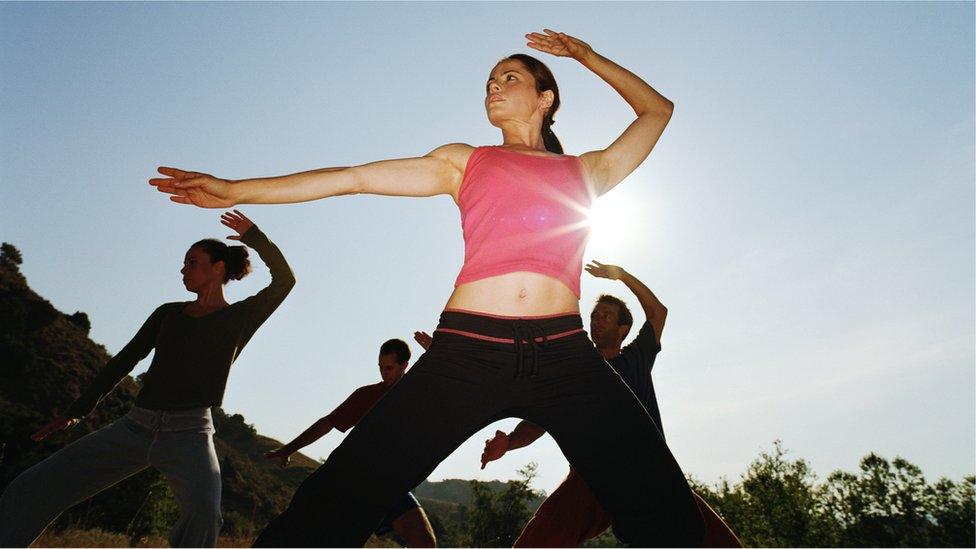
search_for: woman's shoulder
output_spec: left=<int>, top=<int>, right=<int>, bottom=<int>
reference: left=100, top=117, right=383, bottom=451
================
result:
left=144, top=301, right=190, bottom=320
left=427, top=143, right=478, bottom=170
left=158, top=301, right=190, bottom=312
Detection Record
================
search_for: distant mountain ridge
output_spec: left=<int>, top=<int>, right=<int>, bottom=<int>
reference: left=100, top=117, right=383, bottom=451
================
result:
left=416, top=478, right=544, bottom=510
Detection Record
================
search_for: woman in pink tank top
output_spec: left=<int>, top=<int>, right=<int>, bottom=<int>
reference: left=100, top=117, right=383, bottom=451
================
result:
left=152, top=30, right=705, bottom=547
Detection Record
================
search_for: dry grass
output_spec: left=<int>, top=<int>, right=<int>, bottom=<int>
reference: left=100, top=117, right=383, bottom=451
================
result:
left=32, top=529, right=400, bottom=548
left=33, top=528, right=253, bottom=548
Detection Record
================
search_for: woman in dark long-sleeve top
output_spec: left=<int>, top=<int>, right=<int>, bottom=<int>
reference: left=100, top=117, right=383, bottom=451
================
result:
left=0, top=210, right=295, bottom=548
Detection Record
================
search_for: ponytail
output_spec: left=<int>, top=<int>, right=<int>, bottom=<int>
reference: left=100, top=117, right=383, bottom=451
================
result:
left=542, top=115, right=563, bottom=155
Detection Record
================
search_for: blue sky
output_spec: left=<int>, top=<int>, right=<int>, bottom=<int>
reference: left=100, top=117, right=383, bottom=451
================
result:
left=1, top=2, right=973, bottom=496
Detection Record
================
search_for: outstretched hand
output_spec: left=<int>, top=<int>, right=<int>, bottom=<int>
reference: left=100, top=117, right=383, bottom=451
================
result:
left=31, top=416, right=79, bottom=442
left=585, top=260, right=626, bottom=281
left=413, top=331, right=433, bottom=351
left=264, top=447, right=293, bottom=468
left=525, top=29, right=594, bottom=63
left=149, top=167, right=236, bottom=209
left=480, top=430, right=509, bottom=470
left=221, top=210, right=254, bottom=241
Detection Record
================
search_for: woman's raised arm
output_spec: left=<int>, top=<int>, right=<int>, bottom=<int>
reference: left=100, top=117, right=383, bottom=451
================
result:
left=527, top=29, right=673, bottom=196
left=149, top=143, right=473, bottom=208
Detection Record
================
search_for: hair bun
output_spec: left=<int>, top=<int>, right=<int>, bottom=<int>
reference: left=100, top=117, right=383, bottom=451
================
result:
left=224, top=246, right=252, bottom=282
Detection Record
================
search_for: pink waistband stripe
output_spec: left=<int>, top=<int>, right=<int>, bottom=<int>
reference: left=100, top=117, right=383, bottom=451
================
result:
left=434, top=327, right=585, bottom=344
left=442, top=307, right=581, bottom=320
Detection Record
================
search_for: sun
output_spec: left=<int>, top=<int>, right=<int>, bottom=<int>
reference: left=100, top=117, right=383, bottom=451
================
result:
left=586, top=193, right=637, bottom=255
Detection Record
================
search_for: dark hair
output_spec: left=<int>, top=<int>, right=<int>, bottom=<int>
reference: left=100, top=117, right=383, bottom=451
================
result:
left=505, top=53, right=563, bottom=154
left=596, top=294, right=634, bottom=338
left=379, top=338, right=411, bottom=365
left=191, top=239, right=251, bottom=283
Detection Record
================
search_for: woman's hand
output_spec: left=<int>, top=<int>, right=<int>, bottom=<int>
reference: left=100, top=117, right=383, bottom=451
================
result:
left=525, top=29, right=595, bottom=63
left=150, top=167, right=236, bottom=209
left=585, top=260, right=626, bottom=281
left=220, top=210, right=255, bottom=241
left=264, top=447, right=293, bottom=468
left=31, top=416, right=80, bottom=442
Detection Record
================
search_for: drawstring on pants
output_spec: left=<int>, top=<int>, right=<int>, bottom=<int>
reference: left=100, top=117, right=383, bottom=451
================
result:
left=512, top=320, right=549, bottom=378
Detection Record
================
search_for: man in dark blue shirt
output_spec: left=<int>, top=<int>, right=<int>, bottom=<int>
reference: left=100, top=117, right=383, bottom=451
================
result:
left=478, top=261, right=741, bottom=547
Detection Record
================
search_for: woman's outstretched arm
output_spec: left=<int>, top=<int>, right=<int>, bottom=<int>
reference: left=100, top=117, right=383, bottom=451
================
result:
left=149, top=143, right=472, bottom=208
left=29, top=304, right=170, bottom=441
left=527, top=29, right=673, bottom=196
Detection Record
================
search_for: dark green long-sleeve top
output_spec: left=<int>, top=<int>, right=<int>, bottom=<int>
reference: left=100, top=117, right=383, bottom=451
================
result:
left=66, top=226, right=295, bottom=418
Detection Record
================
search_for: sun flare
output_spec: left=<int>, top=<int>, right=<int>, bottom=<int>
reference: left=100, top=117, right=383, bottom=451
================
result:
left=586, top=194, right=637, bottom=255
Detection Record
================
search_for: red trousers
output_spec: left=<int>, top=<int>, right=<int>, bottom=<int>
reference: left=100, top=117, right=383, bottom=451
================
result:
left=515, top=469, right=742, bottom=548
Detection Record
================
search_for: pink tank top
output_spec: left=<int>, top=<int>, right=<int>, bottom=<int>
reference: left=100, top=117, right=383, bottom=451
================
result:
left=454, top=146, right=593, bottom=297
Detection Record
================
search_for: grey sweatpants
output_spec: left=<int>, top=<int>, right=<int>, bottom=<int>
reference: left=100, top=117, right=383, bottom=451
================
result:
left=0, top=406, right=222, bottom=547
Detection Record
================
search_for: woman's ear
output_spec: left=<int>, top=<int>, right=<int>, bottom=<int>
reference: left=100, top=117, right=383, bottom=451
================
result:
left=540, top=90, right=555, bottom=111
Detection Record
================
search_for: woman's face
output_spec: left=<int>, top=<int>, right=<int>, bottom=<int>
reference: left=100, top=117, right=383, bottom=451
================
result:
left=485, top=59, right=551, bottom=128
left=181, top=246, right=224, bottom=292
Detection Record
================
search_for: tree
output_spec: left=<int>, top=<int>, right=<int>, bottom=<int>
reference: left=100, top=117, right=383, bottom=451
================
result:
left=69, top=311, right=92, bottom=334
left=927, top=475, right=975, bottom=547
left=693, top=443, right=975, bottom=548
left=464, top=463, right=542, bottom=547
left=691, top=441, right=839, bottom=547
left=1, top=243, right=23, bottom=268
left=822, top=454, right=972, bottom=547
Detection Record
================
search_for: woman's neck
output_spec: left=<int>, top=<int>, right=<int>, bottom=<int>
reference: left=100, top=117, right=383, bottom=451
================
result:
left=499, top=121, right=546, bottom=151
left=193, top=284, right=229, bottom=309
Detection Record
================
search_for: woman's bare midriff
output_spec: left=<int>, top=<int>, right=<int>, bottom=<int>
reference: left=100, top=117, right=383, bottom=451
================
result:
left=444, top=271, right=580, bottom=317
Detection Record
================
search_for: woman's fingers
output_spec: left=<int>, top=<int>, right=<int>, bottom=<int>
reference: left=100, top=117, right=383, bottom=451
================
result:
left=152, top=167, right=194, bottom=187
left=223, top=210, right=247, bottom=224
left=221, top=210, right=252, bottom=234
left=221, top=211, right=243, bottom=224
left=155, top=166, right=189, bottom=182
left=528, top=29, right=590, bottom=60
left=154, top=185, right=181, bottom=195
left=527, top=30, right=565, bottom=50
left=221, top=210, right=252, bottom=236
left=157, top=166, right=186, bottom=176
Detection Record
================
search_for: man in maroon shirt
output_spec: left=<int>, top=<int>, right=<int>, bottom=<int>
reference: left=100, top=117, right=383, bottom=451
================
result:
left=265, top=339, right=436, bottom=547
